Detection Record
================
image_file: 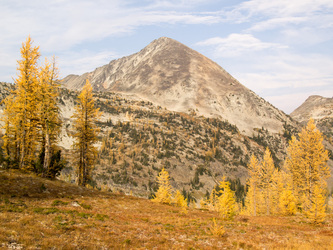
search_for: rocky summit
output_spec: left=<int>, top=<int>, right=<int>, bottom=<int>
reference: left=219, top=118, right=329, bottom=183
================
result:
left=62, top=37, right=296, bottom=136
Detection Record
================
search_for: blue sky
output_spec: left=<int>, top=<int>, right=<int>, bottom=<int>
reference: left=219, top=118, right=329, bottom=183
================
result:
left=1, top=0, right=333, bottom=113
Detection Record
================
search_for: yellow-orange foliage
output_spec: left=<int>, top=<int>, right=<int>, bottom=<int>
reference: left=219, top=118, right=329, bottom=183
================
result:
left=72, top=80, right=100, bottom=186
left=286, top=119, right=330, bottom=223
left=2, top=36, right=61, bottom=175
left=152, top=168, right=172, bottom=204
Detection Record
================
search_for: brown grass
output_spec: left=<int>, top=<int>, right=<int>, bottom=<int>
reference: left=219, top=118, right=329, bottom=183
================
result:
left=1, top=169, right=333, bottom=249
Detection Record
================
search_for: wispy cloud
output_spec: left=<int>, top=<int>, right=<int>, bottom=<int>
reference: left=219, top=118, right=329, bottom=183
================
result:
left=0, top=0, right=223, bottom=82
left=196, top=34, right=287, bottom=57
left=234, top=0, right=333, bottom=19
left=0, top=0, right=221, bottom=53
left=58, top=50, right=120, bottom=78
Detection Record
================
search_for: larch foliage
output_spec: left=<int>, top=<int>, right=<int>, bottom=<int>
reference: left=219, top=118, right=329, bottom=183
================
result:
left=14, top=36, right=41, bottom=170
left=245, top=150, right=280, bottom=216
left=209, top=187, right=218, bottom=211
left=72, top=80, right=100, bottom=186
left=2, top=95, right=19, bottom=167
left=38, top=57, right=62, bottom=177
left=303, top=184, right=327, bottom=223
left=245, top=154, right=261, bottom=216
left=152, top=168, right=172, bottom=204
left=1, top=36, right=62, bottom=176
left=286, top=119, right=330, bottom=223
left=279, top=188, right=297, bottom=216
left=276, top=170, right=297, bottom=216
left=260, top=148, right=277, bottom=215
left=173, top=190, right=188, bottom=214
left=217, top=177, right=236, bottom=220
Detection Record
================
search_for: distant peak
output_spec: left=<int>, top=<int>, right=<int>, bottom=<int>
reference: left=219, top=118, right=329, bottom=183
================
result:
left=305, top=95, right=325, bottom=102
left=156, top=36, right=174, bottom=42
left=153, top=37, right=183, bottom=46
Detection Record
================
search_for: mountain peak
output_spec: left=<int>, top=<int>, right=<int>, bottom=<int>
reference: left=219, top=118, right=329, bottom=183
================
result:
left=154, top=36, right=182, bottom=45
left=62, top=37, right=296, bottom=135
left=291, top=95, right=333, bottom=123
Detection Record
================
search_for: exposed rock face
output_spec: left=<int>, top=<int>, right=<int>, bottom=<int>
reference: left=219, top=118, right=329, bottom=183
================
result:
left=291, top=95, right=333, bottom=124
left=290, top=95, right=333, bottom=140
left=62, top=37, right=295, bottom=135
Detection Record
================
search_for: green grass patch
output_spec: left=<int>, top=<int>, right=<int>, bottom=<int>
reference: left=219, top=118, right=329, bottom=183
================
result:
left=52, top=200, right=69, bottom=206
left=95, top=214, right=109, bottom=221
left=33, top=207, right=60, bottom=215
left=79, top=202, right=92, bottom=210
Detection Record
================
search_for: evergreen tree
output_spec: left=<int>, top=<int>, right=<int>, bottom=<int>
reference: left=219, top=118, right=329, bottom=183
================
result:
left=72, top=80, right=100, bottom=186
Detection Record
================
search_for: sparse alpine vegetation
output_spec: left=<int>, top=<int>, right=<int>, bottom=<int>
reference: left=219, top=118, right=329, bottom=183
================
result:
left=1, top=169, right=333, bottom=249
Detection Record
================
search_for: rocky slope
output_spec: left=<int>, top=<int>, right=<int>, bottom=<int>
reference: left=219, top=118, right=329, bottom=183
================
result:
left=291, top=95, right=333, bottom=123
left=62, top=37, right=296, bottom=136
left=0, top=82, right=295, bottom=200
left=291, top=95, right=333, bottom=142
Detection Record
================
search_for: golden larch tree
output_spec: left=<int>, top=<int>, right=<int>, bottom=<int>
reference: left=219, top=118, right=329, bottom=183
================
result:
left=173, top=190, right=188, bottom=214
left=38, top=57, right=62, bottom=176
left=217, top=177, right=236, bottom=220
left=2, top=36, right=63, bottom=176
left=72, top=80, right=100, bottom=186
left=14, top=36, right=41, bottom=170
left=1, top=95, right=20, bottom=167
left=260, top=148, right=277, bottom=215
left=152, top=168, right=172, bottom=204
left=286, top=119, right=330, bottom=222
left=276, top=169, right=297, bottom=216
left=245, top=154, right=261, bottom=216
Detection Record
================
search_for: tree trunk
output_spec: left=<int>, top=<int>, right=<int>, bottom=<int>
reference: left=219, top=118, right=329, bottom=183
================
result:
left=43, top=122, right=51, bottom=177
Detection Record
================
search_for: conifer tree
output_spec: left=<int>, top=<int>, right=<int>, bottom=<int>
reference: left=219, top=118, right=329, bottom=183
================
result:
left=72, top=80, right=100, bottom=186
left=152, top=168, right=172, bottom=204
left=2, top=36, right=63, bottom=175
left=260, top=148, right=276, bottom=215
left=14, top=36, right=41, bottom=170
left=173, top=190, right=188, bottom=214
left=278, top=188, right=297, bottom=216
left=303, top=184, right=327, bottom=223
left=217, top=177, right=236, bottom=220
left=38, top=57, right=62, bottom=176
left=1, top=95, right=19, bottom=167
left=286, top=119, right=330, bottom=222
left=245, top=155, right=261, bottom=216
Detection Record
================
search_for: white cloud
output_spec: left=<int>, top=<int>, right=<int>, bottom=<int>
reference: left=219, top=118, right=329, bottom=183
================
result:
left=197, top=33, right=287, bottom=57
left=0, top=0, right=223, bottom=82
left=57, top=50, right=119, bottom=78
left=248, top=17, right=306, bottom=32
left=0, top=0, right=221, bottom=53
left=235, top=0, right=333, bottom=18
